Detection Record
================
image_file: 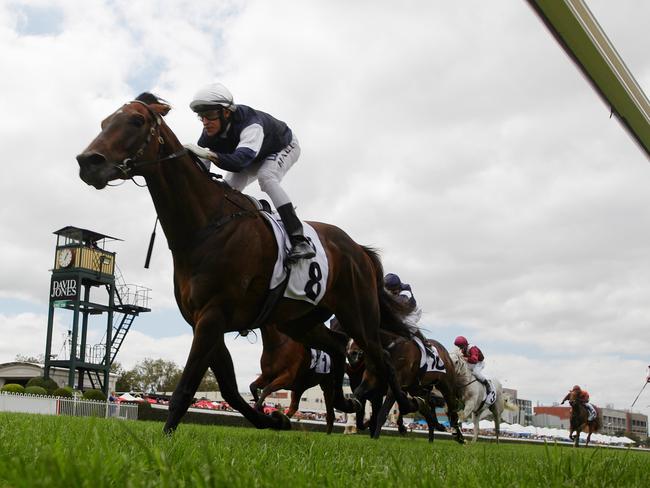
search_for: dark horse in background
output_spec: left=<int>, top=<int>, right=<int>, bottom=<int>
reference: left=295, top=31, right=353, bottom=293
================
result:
left=249, top=322, right=338, bottom=434
left=361, top=333, right=465, bottom=443
left=567, top=390, right=602, bottom=447
left=76, top=95, right=420, bottom=434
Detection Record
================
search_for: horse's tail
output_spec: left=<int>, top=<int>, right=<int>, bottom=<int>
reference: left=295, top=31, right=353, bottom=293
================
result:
left=593, top=411, right=603, bottom=432
left=503, top=399, right=519, bottom=412
left=362, top=246, right=419, bottom=339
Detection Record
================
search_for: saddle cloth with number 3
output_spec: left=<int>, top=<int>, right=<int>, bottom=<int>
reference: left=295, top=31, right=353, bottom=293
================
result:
left=260, top=212, right=329, bottom=305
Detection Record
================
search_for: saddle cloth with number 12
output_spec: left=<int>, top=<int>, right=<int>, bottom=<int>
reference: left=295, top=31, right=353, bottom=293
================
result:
left=261, top=212, right=329, bottom=305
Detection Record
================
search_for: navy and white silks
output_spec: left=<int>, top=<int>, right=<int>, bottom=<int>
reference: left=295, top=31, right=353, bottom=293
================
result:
left=197, top=104, right=299, bottom=208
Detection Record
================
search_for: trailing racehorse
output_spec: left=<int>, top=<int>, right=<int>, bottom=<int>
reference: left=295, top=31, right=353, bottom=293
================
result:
left=76, top=96, right=419, bottom=434
left=451, top=351, right=516, bottom=442
left=250, top=322, right=338, bottom=434
left=360, top=333, right=465, bottom=443
left=567, top=389, right=601, bottom=447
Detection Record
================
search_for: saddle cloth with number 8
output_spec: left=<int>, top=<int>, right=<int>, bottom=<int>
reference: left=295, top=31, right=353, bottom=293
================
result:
left=261, top=212, right=329, bottom=305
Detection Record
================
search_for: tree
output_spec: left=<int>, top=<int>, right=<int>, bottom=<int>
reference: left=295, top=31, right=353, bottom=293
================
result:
left=15, top=353, right=45, bottom=363
left=113, top=358, right=219, bottom=394
left=133, top=358, right=182, bottom=393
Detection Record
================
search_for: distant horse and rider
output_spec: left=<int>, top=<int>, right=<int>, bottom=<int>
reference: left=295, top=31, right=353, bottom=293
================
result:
left=561, top=385, right=601, bottom=447
left=76, top=92, right=423, bottom=435
left=450, top=336, right=517, bottom=443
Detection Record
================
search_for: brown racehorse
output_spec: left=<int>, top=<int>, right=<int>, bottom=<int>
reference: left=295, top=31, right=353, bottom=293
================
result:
left=76, top=95, right=419, bottom=434
left=344, top=338, right=410, bottom=436
left=249, top=322, right=339, bottom=434
left=567, top=390, right=602, bottom=447
left=363, top=333, right=465, bottom=443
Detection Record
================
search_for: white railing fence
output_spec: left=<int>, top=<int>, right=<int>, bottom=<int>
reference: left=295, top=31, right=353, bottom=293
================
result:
left=0, top=392, right=138, bottom=420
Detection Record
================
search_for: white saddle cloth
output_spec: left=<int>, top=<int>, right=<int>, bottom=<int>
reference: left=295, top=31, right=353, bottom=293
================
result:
left=310, top=349, right=331, bottom=374
left=260, top=212, right=329, bottom=305
left=484, top=380, right=496, bottom=407
left=414, top=337, right=446, bottom=373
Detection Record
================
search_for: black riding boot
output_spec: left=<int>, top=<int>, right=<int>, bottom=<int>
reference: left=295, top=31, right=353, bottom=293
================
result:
left=277, top=203, right=316, bottom=261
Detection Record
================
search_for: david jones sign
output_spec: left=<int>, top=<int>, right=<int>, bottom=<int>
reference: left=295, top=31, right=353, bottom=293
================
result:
left=51, top=278, right=78, bottom=299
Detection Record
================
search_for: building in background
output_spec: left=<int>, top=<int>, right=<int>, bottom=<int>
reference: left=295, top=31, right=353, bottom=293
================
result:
left=502, top=388, right=533, bottom=425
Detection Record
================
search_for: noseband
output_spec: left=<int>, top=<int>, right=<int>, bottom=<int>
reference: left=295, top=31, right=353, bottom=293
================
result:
left=113, top=100, right=186, bottom=177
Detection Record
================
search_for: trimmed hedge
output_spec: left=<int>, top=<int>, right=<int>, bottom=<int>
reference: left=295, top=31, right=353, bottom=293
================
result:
left=26, top=377, right=58, bottom=394
left=1, top=384, right=25, bottom=394
left=53, top=387, right=73, bottom=398
left=82, top=389, right=107, bottom=401
left=24, top=386, right=47, bottom=396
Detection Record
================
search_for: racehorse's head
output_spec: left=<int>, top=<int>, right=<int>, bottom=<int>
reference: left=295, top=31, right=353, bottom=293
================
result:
left=77, top=95, right=171, bottom=189
left=346, top=339, right=365, bottom=368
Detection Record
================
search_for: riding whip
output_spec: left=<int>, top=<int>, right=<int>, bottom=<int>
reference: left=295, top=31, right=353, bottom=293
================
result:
left=629, top=366, right=650, bottom=409
left=144, top=217, right=158, bottom=269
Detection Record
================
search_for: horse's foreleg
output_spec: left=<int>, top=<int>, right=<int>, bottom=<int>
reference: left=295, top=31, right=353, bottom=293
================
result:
left=254, top=375, right=292, bottom=412
left=286, top=389, right=303, bottom=418
left=372, top=391, right=396, bottom=439
left=164, top=321, right=218, bottom=434
left=249, top=376, right=266, bottom=403
left=472, top=412, right=479, bottom=443
left=366, top=342, right=416, bottom=416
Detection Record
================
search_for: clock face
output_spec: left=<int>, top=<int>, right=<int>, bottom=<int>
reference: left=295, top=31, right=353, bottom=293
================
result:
left=58, top=248, right=73, bottom=268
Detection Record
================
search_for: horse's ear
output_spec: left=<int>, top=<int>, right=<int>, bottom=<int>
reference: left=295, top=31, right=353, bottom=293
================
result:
left=135, top=92, right=171, bottom=117
left=150, top=102, right=171, bottom=117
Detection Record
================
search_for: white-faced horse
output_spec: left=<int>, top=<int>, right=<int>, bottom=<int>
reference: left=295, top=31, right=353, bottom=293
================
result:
left=450, top=351, right=517, bottom=442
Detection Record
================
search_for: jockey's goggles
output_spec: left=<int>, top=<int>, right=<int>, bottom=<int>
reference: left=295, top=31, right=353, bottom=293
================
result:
left=196, top=109, right=222, bottom=121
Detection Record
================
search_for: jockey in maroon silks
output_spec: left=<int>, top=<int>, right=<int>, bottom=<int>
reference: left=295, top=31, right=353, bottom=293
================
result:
left=561, top=385, right=597, bottom=421
left=454, top=336, right=491, bottom=393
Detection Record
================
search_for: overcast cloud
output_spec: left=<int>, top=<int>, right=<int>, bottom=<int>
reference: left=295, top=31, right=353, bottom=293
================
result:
left=1, top=0, right=649, bottom=418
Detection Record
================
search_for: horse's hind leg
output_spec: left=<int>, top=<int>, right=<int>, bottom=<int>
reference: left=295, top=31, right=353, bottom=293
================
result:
left=321, top=378, right=336, bottom=435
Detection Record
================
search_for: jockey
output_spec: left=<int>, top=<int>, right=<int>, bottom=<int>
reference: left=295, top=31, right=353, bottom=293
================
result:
left=561, top=385, right=597, bottom=421
left=186, top=82, right=315, bottom=262
left=384, top=273, right=421, bottom=321
left=454, top=336, right=490, bottom=392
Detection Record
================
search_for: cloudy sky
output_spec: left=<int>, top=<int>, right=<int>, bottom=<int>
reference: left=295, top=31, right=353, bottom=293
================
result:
left=1, top=0, right=649, bottom=419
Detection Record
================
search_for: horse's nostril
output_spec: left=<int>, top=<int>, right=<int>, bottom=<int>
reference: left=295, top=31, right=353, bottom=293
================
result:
left=76, top=152, right=106, bottom=167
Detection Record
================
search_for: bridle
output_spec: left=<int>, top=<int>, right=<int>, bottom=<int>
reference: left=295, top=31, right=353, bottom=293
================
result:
left=112, top=100, right=187, bottom=178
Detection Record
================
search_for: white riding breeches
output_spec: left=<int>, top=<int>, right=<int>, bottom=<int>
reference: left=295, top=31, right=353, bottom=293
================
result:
left=468, top=361, right=487, bottom=383
left=585, top=402, right=597, bottom=421
left=225, top=136, right=301, bottom=209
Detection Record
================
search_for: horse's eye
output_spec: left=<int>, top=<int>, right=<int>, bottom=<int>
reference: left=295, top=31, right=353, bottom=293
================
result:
left=130, top=114, right=146, bottom=127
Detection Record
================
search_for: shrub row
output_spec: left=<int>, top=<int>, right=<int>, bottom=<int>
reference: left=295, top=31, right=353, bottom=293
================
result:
left=1, top=379, right=106, bottom=401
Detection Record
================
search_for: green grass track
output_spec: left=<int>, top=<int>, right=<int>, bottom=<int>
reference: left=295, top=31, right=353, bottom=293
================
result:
left=0, top=412, right=648, bottom=487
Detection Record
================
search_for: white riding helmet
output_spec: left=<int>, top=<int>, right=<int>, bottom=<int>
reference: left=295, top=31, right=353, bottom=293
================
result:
left=190, top=82, right=237, bottom=112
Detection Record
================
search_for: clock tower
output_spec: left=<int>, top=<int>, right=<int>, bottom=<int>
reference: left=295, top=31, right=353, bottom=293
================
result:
left=44, top=226, right=150, bottom=395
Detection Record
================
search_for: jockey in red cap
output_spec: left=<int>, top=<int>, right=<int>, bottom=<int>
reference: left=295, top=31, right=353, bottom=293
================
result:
left=454, top=336, right=490, bottom=392
left=561, top=385, right=597, bottom=421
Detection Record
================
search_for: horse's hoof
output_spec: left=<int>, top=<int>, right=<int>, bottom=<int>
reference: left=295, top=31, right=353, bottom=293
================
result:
left=270, top=410, right=291, bottom=430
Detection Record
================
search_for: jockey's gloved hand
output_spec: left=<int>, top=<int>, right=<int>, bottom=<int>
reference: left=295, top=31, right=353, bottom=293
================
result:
left=183, top=143, right=219, bottom=162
